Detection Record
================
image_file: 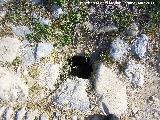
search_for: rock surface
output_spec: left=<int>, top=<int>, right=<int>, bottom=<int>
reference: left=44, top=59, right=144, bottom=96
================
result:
left=0, top=67, right=28, bottom=102
left=0, top=0, right=11, bottom=5
left=55, top=77, right=90, bottom=112
left=126, top=23, right=138, bottom=36
left=110, top=37, right=129, bottom=61
left=21, top=40, right=35, bottom=66
left=38, top=63, right=60, bottom=90
left=125, top=60, right=145, bottom=87
left=0, top=37, right=20, bottom=62
left=12, top=25, right=31, bottom=37
left=132, top=34, right=149, bottom=59
left=95, top=63, right=127, bottom=116
left=51, top=5, right=64, bottom=19
left=35, top=42, right=53, bottom=61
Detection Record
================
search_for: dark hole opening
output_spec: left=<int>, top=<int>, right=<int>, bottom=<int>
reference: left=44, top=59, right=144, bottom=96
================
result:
left=68, top=56, right=93, bottom=79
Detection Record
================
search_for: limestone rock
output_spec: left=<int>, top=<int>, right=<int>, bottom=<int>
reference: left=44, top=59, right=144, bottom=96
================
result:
left=0, top=67, right=28, bottom=102
left=126, top=23, right=138, bottom=36
left=125, top=60, right=145, bottom=87
left=35, top=42, right=53, bottom=61
left=0, top=37, right=20, bottom=62
left=110, top=37, right=129, bottom=61
left=12, top=25, right=31, bottom=37
left=55, top=77, right=90, bottom=112
left=51, top=5, right=64, bottom=19
left=21, top=40, right=35, bottom=66
left=15, top=107, right=26, bottom=120
left=132, top=34, right=149, bottom=59
left=38, top=63, right=60, bottom=90
left=95, top=63, right=127, bottom=116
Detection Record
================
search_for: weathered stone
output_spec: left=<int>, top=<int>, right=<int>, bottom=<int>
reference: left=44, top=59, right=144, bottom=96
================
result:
left=3, top=107, right=14, bottom=120
left=131, top=34, right=149, bottom=59
left=126, top=23, right=138, bottom=36
left=96, top=25, right=118, bottom=33
left=0, top=0, right=11, bottom=5
left=51, top=5, right=64, bottom=19
left=110, top=37, right=129, bottom=61
left=95, top=63, right=127, bottom=116
left=125, top=60, right=145, bottom=87
left=38, top=63, right=60, bottom=90
left=0, top=67, right=28, bottom=102
left=0, top=37, right=20, bottom=62
left=32, top=13, right=51, bottom=25
left=39, top=113, right=49, bottom=120
left=0, top=106, right=6, bottom=118
left=15, top=107, right=26, bottom=120
left=55, top=77, right=90, bottom=112
left=21, top=40, right=35, bottom=66
left=35, top=42, right=53, bottom=61
left=12, top=25, right=31, bottom=37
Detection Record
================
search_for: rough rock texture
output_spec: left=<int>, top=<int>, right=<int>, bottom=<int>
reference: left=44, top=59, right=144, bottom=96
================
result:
left=32, top=13, right=51, bottom=25
left=35, top=42, right=53, bottom=61
left=0, top=0, right=11, bottom=5
left=15, top=107, right=26, bottom=120
left=96, top=25, right=118, bottom=34
left=38, top=63, right=60, bottom=90
left=95, top=63, right=127, bottom=116
left=110, top=37, right=129, bottom=61
left=132, top=34, right=149, bottom=59
left=0, top=67, right=28, bottom=102
left=11, top=25, right=31, bottom=37
left=51, top=5, right=64, bottom=19
left=3, top=107, right=14, bottom=119
left=21, top=40, right=35, bottom=66
left=125, top=60, right=145, bottom=87
left=55, top=77, right=90, bottom=112
left=126, top=23, right=138, bottom=36
left=0, top=37, right=20, bottom=62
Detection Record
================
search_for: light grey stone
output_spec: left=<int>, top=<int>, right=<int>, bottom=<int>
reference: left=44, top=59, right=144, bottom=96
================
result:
left=55, top=77, right=90, bottom=112
left=0, top=9, right=6, bottom=19
left=38, top=63, right=60, bottom=90
left=30, top=0, right=42, bottom=4
left=36, top=42, right=53, bottom=61
left=15, top=107, right=26, bottom=120
left=0, top=37, right=20, bottom=62
left=132, top=34, right=149, bottom=59
left=125, top=60, right=145, bottom=87
left=96, top=25, right=118, bottom=33
left=32, top=13, right=51, bottom=25
left=3, top=107, right=14, bottom=119
left=0, top=67, right=28, bottom=102
left=0, top=106, right=6, bottom=118
left=12, top=25, right=31, bottom=37
left=95, top=62, right=127, bottom=116
left=110, top=37, right=129, bottom=61
left=126, top=23, right=138, bottom=36
left=26, top=109, right=39, bottom=120
left=21, top=40, right=35, bottom=66
left=51, top=5, right=64, bottom=19
left=0, top=0, right=11, bottom=5
left=39, top=113, right=49, bottom=120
